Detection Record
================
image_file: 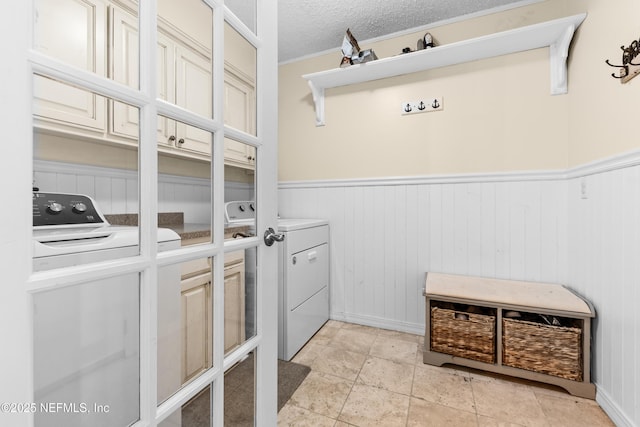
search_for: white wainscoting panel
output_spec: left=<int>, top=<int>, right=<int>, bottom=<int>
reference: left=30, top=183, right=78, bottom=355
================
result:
left=279, top=178, right=569, bottom=334
left=568, top=164, right=640, bottom=427
left=280, top=157, right=640, bottom=427
left=33, top=160, right=252, bottom=225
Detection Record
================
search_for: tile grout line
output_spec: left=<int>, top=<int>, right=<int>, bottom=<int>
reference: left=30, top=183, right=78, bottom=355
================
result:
left=406, top=347, right=420, bottom=427
left=286, top=321, right=614, bottom=427
left=468, top=372, right=482, bottom=427
left=333, top=326, right=380, bottom=426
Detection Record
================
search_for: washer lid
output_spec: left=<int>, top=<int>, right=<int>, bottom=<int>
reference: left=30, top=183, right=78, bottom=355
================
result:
left=33, top=226, right=180, bottom=258
left=277, top=218, right=328, bottom=232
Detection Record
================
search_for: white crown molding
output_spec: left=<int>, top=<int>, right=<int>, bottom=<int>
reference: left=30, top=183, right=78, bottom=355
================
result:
left=279, top=0, right=544, bottom=65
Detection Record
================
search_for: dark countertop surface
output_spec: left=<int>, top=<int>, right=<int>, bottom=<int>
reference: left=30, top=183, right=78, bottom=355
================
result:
left=105, top=212, right=251, bottom=241
left=174, top=223, right=251, bottom=241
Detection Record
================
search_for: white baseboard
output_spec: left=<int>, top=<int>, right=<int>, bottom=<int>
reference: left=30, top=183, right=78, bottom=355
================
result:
left=596, top=385, right=636, bottom=427
left=330, top=311, right=424, bottom=336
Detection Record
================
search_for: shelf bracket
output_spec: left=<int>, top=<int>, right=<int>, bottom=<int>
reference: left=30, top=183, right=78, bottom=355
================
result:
left=549, top=23, right=576, bottom=95
left=307, top=80, right=325, bottom=126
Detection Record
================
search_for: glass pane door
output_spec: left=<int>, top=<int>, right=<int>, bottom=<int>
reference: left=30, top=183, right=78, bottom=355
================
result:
left=25, top=0, right=279, bottom=425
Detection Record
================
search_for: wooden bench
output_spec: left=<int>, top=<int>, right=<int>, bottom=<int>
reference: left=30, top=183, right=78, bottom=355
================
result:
left=423, top=272, right=596, bottom=398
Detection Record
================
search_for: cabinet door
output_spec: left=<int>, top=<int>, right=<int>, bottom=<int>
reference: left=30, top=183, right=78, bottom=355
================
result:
left=223, top=66, right=256, bottom=169
left=174, top=44, right=212, bottom=155
left=181, top=272, right=212, bottom=384
left=33, top=0, right=107, bottom=133
left=156, top=31, right=177, bottom=149
left=224, top=261, right=245, bottom=354
left=110, top=5, right=139, bottom=140
left=224, top=138, right=255, bottom=168
left=111, top=15, right=178, bottom=147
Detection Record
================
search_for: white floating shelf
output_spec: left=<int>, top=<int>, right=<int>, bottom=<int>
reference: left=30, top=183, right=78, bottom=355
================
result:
left=303, top=13, right=587, bottom=126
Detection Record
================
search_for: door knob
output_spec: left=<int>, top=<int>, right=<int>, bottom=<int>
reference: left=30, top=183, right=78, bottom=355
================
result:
left=263, top=227, right=285, bottom=246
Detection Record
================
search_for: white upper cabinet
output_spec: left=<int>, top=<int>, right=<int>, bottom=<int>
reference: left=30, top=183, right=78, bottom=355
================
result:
left=171, top=40, right=212, bottom=155
left=33, top=0, right=258, bottom=168
left=33, top=0, right=107, bottom=133
left=111, top=4, right=213, bottom=158
left=223, top=65, right=256, bottom=169
left=109, top=5, right=139, bottom=141
left=156, top=0, right=213, bottom=158
left=223, top=22, right=257, bottom=170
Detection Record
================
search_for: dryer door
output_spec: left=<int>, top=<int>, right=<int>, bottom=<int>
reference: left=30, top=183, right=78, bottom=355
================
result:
left=288, top=243, right=329, bottom=309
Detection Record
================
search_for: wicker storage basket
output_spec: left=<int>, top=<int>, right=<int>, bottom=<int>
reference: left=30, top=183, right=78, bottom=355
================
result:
left=502, top=318, right=582, bottom=381
left=430, top=306, right=495, bottom=363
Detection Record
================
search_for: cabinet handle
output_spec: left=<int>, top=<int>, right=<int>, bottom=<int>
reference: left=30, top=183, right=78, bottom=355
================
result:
left=177, top=138, right=185, bottom=146
left=168, top=135, right=176, bottom=145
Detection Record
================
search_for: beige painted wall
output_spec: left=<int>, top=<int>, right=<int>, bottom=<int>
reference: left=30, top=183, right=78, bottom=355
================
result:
left=278, top=0, right=640, bottom=181
left=566, top=0, right=640, bottom=166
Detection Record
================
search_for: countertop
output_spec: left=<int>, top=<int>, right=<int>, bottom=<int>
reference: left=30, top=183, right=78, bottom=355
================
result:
left=104, top=212, right=252, bottom=241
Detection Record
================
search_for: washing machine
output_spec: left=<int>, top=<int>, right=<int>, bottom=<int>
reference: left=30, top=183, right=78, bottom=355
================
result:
left=32, top=192, right=181, bottom=427
left=224, top=202, right=329, bottom=361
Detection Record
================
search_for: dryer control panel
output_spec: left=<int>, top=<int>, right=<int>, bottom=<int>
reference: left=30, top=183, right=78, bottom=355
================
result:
left=33, top=192, right=106, bottom=227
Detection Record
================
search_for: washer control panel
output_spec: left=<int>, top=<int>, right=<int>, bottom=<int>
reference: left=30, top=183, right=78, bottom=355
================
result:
left=33, top=192, right=106, bottom=227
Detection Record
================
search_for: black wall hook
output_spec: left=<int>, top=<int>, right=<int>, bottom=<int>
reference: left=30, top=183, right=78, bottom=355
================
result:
left=605, top=59, right=628, bottom=79
left=606, top=36, right=640, bottom=81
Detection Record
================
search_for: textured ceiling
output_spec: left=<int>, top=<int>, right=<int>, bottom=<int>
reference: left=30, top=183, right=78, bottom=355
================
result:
left=278, top=0, right=528, bottom=63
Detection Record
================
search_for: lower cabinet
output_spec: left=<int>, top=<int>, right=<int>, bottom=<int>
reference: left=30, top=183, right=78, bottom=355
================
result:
left=223, top=253, right=246, bottom=354
left=181, top=272, right=212, bottom=383
left=179, top=249, right=245, bottom=384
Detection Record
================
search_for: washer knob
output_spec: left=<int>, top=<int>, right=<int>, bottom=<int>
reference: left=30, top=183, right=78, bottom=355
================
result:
left=73, top=202, right=87, bottom=213
left=47, top=202, right=64, bottom=214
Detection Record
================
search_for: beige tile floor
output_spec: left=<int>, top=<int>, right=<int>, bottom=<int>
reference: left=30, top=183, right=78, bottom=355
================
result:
left=277, top=320, right=615, bottom=427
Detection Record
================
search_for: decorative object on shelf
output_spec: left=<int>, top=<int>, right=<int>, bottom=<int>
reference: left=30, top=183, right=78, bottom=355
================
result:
left=605, top=36, right=640, bottom=83
left=340, top=28, right=377, bottom=68
left=402, top=33, right=437, bottom=55
left=417, top=32, right=436, bottom=50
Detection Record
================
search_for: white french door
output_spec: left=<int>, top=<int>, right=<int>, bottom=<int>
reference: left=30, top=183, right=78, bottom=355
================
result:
left=0, top=0, right=278, bottom=425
